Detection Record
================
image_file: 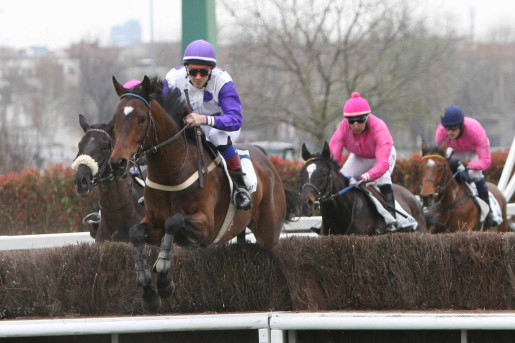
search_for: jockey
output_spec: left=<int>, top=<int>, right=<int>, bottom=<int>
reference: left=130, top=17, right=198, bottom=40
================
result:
left=435, top=105, right=501, bottom=226
left=329, top=92, right=400, bottom=232
left=163, top=39, right=252, bottom=210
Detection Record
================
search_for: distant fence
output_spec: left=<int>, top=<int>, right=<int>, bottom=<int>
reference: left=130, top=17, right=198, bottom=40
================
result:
left=0, top=217, right=320, bottom=251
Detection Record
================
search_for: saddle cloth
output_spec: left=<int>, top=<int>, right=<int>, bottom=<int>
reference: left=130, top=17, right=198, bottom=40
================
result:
left=220, top=149, right=258, bottom=195
left=364, top=184, right=419, bottom=231
left=210, top=149, right=257, bottom=246
left=464, top=183, right=503, bottom=224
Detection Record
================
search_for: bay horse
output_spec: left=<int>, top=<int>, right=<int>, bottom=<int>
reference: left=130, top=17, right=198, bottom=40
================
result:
left=72, top=114, right=145, bottom=242
left=299, top=142, right=427, bottom=235
left=108, top=75, right=301, bottom=312
left=419, top=140, right=508, bottom=233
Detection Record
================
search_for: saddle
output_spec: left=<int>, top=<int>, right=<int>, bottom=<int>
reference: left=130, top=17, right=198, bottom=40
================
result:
left=360, top=184, right=419, bottom=231
left=463, top=182, right=503, bottom=226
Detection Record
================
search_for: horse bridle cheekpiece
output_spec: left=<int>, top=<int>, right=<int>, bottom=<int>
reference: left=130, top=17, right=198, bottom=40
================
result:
left=421, top=154, right=451, bottom=198
left=71, top=128, right=113, bottom=184
left=120, top=92, right=189, bottom=160
left=301, top=158, right=334, bottom=202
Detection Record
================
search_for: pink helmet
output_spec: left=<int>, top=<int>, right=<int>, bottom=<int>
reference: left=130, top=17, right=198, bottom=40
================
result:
left=343, top=92, right=371, bottom=117
left=123, top=79, right=141, bottom=89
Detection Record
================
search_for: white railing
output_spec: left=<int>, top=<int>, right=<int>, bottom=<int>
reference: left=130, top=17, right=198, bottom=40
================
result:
left=0, top=217, right=320, bottom=251
left=1, top=311, right=514, bottom=343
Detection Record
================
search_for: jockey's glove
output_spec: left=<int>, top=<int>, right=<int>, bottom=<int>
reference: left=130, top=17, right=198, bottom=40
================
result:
left=349, top=176, right=364, bottom=187
left=456, top=162, right=469, bottom=181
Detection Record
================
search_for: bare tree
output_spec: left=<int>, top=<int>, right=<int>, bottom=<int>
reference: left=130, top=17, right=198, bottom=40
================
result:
left=68, top=41, right=123, bottom=123
left=219, top=0, right=457, bottom=149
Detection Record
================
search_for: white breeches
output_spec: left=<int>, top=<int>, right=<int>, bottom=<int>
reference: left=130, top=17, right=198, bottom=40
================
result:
left=200, top=126, right=240, bottom=146
left=446, top=148, right=483, bottom=181
left=341, top=146, right=397, bottom=185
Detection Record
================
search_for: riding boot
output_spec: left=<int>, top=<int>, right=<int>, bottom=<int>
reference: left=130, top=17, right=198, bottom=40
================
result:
left=379, top=184, right=400, bottom=233
left=230, top=168, right=253, bottom=210
left=138, top=196, right=145, bottom=206
left=478, top=189, right=495, bottom=227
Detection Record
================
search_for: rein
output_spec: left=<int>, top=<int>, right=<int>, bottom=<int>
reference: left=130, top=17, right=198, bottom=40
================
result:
left=421, top=154, right=453, bottom=199
left=120, top=93, right=191, bottom=175
left=119, top=92, right=215, bottom=191
left=421, top=153, right=475, bottom=217
left=301, top=158, right=335, bottom=203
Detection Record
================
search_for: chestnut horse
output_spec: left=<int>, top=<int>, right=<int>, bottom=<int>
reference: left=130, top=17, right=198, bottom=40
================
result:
left=72, top=114, right=144, bottom=242
left=109, top=75, right=301, bottom=312
left=299, top=142, right=427, bottom=235
left=419, top=140, right=508, bottom=233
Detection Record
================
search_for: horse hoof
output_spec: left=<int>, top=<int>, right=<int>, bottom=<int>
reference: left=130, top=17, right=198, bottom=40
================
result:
left=158, top=281, right=175, bottom=298
left=142, top=293, right=162, bottom=313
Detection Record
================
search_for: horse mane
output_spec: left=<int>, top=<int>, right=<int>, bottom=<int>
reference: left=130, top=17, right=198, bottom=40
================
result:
left=316, top=153, right=340, bottom=173
left=423, top=144, right=445, bottom=156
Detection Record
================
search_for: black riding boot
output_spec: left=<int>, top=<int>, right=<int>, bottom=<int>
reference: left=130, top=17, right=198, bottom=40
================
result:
left=478, top=190, right=495, bottom=227
left=230, top=168, right=252, bottom=210
left=379, top=184, right=400, bottom=233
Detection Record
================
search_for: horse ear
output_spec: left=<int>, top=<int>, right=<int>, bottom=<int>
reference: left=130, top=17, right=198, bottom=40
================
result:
left=421, top=140, right=428, bottom=155
left=112, top=76, right=126, bottom=96
left=141, top=75, right=152, bottom=96
left=321, top=141, right=331, bottom=159
left=79, top=114, right=89, bottom=132
left=301, top=143, right=311, bottom=161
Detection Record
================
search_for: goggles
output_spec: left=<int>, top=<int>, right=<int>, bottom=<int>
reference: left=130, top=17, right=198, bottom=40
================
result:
left=444, top=124, right=460, bottom=131
left=187, top=67, right=212, bottom=77
left=347, top=116, right=368, bottom=125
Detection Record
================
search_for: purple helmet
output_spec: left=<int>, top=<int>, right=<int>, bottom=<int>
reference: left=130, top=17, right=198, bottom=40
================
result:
left=183, top=40, right=216, bottom=66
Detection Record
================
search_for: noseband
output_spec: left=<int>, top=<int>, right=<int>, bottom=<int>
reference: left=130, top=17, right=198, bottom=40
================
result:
left=120, top=92, right=191, bottom=176
left=301, top=159, right=334, bottom=202
left=421, top=154, right=451, bottom=199
left=86, top=128, right=114, bottom=185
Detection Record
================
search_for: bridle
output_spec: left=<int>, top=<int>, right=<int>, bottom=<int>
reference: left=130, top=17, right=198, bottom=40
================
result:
left=420, top=154, right=452, bottom=200
left=120, top=93, right=191, bottom=176
left=86, top=128, right=114, bottom=186
left=300, top=158, right=335, bottom=203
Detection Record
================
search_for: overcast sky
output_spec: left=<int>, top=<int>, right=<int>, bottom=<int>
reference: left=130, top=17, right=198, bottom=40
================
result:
left=0, top=0, right=513, bottom=50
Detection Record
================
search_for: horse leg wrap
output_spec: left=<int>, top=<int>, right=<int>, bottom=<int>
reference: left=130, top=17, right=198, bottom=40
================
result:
left=154, top=233, right=173, bottom=274
left=133, top=245, right=152, bottom=287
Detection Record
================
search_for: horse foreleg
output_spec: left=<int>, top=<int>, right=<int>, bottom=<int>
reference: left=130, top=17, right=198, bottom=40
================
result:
left=129, top=223, right=162, bottom=313
left=153, top=213, right=186, bottom=299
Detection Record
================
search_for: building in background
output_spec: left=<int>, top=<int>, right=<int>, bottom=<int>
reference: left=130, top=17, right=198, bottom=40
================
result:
left=111, top=19, right=142, bottom=47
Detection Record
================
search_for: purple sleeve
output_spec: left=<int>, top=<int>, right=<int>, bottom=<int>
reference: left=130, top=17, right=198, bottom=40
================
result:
left=213, top=81, right=243, bottom=131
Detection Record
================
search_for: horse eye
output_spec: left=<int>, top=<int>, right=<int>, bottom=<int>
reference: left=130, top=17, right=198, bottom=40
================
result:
left=138, top=115, right=146, bottom=125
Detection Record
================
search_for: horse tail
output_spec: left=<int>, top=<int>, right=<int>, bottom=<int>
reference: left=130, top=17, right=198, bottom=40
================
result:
left=283, top=183, right=303, bottom=222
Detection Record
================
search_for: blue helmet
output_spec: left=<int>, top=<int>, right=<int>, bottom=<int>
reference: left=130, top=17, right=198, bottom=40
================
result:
left=183, top=40, right=216, bottom=66
left=441, top=106, right=464, bottom=126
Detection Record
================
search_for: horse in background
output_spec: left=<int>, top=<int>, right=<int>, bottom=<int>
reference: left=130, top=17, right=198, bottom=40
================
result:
left=299, top=142, right=427, bottom=235
left=419, top=140, right=508, bottom=233
left=108, top=75, right=302, bottom=312
left=72, top=114, right=145, bottom=242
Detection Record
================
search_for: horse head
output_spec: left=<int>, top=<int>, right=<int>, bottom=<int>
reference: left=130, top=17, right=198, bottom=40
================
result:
left=72, top=114, right=114, bottom=197
left=299, top=141, right=340, bottom=216
left=419, top=140, right=452, bottom=207
left=109, top=75, right=156, bottom=178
